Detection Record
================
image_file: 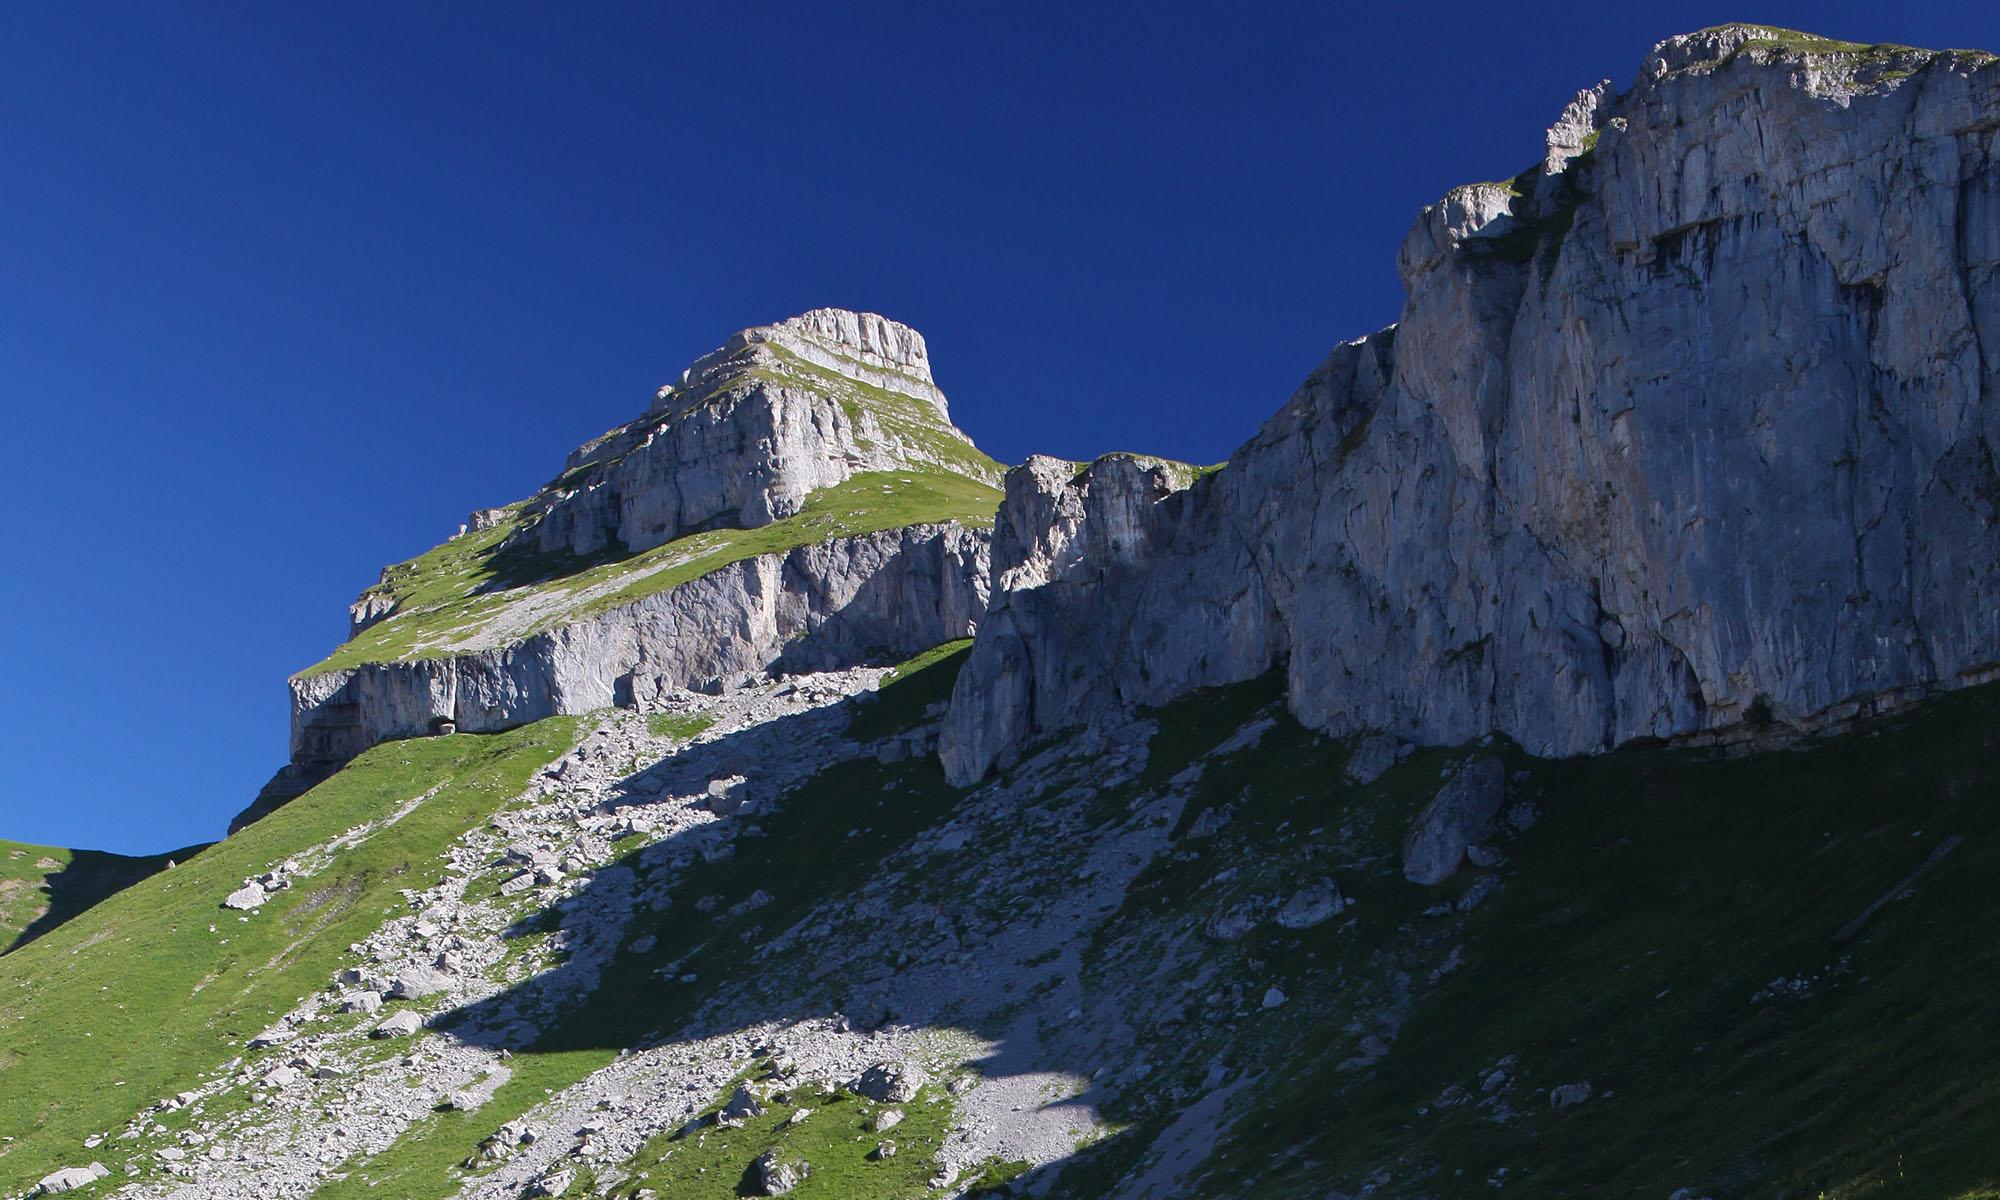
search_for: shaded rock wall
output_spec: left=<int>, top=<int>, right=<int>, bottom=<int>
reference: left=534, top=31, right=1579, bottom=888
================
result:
left=943, top=29, right=2000, bottom=783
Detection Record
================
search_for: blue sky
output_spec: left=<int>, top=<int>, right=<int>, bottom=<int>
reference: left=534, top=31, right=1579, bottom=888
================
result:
left=4, top=2, right=1995, bottom=853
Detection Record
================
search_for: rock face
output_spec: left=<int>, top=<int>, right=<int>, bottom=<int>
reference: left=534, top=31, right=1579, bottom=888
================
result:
left=290, top=522, right=988, bottom=777
left=942, top=28, right=2000, bottom=784
left=255, top=309, right=1004, bottom=816
left=516, top=307, right=997, bottom=562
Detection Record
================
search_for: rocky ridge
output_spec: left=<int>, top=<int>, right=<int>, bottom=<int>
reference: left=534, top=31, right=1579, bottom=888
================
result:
left=512, top=308, right=998, bottom=565
left=942, top=25, right=2000, bottom=783
left=271, top=310, right=1004, bottom=810
left=286, top=522, right=988, bottom=795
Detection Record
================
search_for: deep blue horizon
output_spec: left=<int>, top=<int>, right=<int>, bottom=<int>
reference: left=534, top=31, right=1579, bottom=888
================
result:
left=5, top=2, right=1996, bottom=853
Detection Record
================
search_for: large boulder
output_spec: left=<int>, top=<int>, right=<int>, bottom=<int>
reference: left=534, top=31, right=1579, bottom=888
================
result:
left=854, top=1060, right=928, bottom=1104
left=35, top=1163, right=109, bottom=1194
left=1403, top=757, right=1507, bottom=885
left=752, top=1149, right=810, bottom=1195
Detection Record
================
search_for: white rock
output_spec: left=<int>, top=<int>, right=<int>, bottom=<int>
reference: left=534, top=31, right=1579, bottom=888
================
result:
left=370, top=1011, right=424, bottom=1039
left=222, top=884, right=268, bottom=911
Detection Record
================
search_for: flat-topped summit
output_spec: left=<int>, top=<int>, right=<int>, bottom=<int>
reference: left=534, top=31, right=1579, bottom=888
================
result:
left=536, top=307, right=996, bottom=563
left=1644, top=24, right=1994, bottom=90
left=262, top=309, right=1005, bottom=814
left=657, top=308, right=948, bottom=424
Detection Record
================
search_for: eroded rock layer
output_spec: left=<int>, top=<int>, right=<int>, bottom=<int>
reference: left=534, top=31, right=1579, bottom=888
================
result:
left=295, top=523, right=988, bottom=778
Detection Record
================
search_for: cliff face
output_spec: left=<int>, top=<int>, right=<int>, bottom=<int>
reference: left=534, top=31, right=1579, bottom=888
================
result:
left=942, top=27, right=2000, bottom=784
left=263, top=310, right=1003, bottom=818
left=515, top=308, right=999, bottom=562
left=292, top=522, right=987, bottom=778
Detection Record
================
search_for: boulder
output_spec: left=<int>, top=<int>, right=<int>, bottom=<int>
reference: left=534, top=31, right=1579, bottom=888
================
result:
left=716, top=1085, right=764, bottom=1127
left=1402, top=757, right=1507, bottom=885
left=1344, top=734, right=1400, bottom=785
left=1550, top=1081, right=1594, bottom=1109
left=527, top=1169, right=574, bottom=1197
left=854, top=1061, right=927, bottom=1104
left=222, top=883, right=269, bottom=911
left=34, top=1163, right=109, bottom=1194
left=1275, top=879, right=1343, bottom=929
left=388, top=966, right=452, bottom=1000
left=752, top=1150, right=810, bottom=1195
left=371, top=1010, right=425, bottom=1039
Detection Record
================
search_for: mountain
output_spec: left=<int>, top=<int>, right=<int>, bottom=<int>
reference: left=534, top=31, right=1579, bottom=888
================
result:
left=246, top=309, right=1002, bottom=828
left=4, top=25, right=1999, bottom=1200
left=941, top=24, right=2000, bottom=784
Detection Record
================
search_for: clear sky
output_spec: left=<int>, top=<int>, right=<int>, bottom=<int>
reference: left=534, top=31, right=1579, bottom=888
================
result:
left=3, top=2, right=1995, bottom=853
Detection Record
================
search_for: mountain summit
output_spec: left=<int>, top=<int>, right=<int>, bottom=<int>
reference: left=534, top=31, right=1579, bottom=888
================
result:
left=255, top=309, right=1001, bottom=823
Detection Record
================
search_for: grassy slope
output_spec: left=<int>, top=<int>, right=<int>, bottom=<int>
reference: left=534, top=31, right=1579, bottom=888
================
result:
left=9, top=648, right=1994, bottom=1198
left=311, top=644, right=979, bottom=1200
left=306, top=469, right=1001, bottom=675
left=0, top=719, right=575, bottom=1195
left=1030, top=677, right=2000, bottom=1200
left=0, top=842, right=202, bottom=955
left=301, top=660, right=2000, bottom=1200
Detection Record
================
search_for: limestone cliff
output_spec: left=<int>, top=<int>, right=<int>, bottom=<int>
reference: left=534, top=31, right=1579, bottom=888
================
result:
left=942, top=26, right=2000, bottom=783
left=258, top=310, right=1002, bottom=822
left=293, top=522, right=987, bottom=781
left=509, top=307, right=998, bottom=563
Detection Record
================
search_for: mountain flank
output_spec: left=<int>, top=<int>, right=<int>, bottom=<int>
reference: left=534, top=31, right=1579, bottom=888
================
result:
left=250, top=310, right=1003, bottom=829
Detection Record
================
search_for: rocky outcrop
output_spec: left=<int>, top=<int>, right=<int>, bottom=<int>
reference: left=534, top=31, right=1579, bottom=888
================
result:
left=1402, top=757, right=1507, bottom=886
left=250, top=309, right=1006, bottom=827
left=942, top=27, right=2000, bottom=784
left=288, top=522, right=988, bottom=781
left=519, top=308, right=998, bottom=561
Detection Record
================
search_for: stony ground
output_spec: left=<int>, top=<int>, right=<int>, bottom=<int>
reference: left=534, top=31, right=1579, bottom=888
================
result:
left=15, top=664, right=2000, bottom=1199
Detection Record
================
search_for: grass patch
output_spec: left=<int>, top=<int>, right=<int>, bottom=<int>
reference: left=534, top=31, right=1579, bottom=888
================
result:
left=0, top=719, right=576, bottom=1195
left=648, top=712, right=718, bottom=741
left=0, top=841, right=203, bottom=954
left=304, top=469, right=1002, bottom=676
left=620, top=1081, right=956, bottom=1198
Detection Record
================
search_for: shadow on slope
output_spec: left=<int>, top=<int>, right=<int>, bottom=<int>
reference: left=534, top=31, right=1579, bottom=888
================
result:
left=336, top=663, right=2000, bottom=1200
left=1, top=841, right=208, bottom=955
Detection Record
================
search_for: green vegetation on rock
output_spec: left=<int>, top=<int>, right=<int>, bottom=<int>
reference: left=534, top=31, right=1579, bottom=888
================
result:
left=646, top=711, right=718, bottom=741
left=305, top=469, right=1002, bottom=676
left=621, top=1080, right=957, bottom=1198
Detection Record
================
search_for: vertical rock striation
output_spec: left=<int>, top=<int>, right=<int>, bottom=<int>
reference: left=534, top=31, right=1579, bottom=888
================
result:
left=943, top=27, right=2000, bottom=784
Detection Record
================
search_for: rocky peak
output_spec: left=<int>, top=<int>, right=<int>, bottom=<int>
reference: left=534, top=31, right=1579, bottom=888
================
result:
left=514, top=309, right=998, bottom=563
left=1639, top=24, right=1992, bottom=99
left=655, top=307, right=948, bottom=424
